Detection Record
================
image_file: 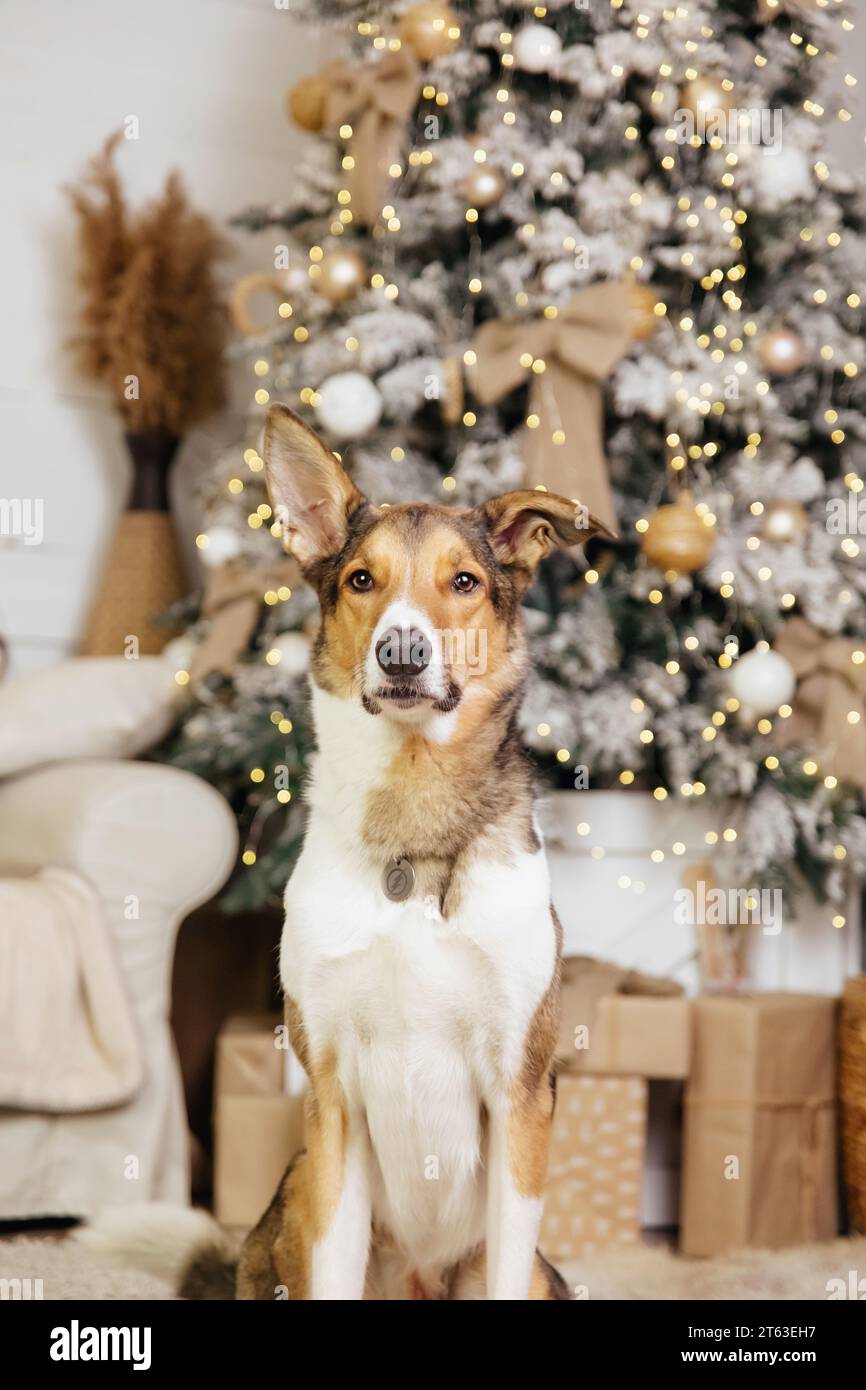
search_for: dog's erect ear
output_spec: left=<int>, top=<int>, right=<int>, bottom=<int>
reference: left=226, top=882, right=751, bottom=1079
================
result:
left=476, top=490, right=615, bottom=585
left=264, top=404, right=366, bottom=568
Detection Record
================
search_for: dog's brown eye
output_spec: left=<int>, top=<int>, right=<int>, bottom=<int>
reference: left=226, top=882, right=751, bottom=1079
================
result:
left=347, top=569, right=374, bottom=592
left=453, top=572, right=479, bottom=594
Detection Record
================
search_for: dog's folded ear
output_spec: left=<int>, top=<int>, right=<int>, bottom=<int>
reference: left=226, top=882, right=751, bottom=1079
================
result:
left=264, top=404, right=367, bottom=568
left=476, top=490, right=616, bottom=584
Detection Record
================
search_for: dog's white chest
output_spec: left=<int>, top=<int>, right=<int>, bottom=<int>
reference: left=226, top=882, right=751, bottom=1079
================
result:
left=342, top=931, right=491, bottom=1268
left=281, top=816, right=554, bottom=1066
left=280, top=815, right=555, bottom=1269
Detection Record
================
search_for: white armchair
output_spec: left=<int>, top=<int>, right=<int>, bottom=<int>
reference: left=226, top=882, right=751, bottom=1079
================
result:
left=0, top=758, right=237, bottom=1219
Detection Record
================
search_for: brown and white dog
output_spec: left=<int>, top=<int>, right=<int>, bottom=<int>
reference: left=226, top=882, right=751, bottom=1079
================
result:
left=84, top=404, right=606, bottom=1300
left=228, top=405, right=607, bottom=1301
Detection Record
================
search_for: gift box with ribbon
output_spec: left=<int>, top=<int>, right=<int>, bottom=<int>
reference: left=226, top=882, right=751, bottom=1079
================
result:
left=679, top=993, right=839, bottom=1256
left=213, top=1013, right=306, bottom=1228
left=540, top=956, right=688, bottom=1257
left=556, top=954, right=689, bottom=1080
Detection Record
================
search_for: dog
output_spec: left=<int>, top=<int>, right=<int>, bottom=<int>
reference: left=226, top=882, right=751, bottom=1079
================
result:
left=84, top=404, right=607, bottom=1300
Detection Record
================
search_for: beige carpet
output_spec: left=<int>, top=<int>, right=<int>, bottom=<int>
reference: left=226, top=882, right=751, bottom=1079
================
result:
left=2, top=1232, right=865, bottom=1300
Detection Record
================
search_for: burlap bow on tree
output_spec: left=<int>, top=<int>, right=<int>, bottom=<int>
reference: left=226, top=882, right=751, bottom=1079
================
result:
left=190, top=557, right=300, bottom=684
left=470, top=280, right=635, bottom=533
left=773, top=616, right=866, bottom=790
left=323, top=48, right=421, bottom=227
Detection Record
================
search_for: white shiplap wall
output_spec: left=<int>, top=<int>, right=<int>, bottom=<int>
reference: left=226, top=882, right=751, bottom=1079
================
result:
left=0, top=0, right=325, bottom=674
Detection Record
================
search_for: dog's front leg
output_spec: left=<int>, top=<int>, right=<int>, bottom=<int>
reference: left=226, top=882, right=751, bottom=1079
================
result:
left=486, top=1082, right=553, bottom=1300
left=306, top=1072, right=372, bottom=1300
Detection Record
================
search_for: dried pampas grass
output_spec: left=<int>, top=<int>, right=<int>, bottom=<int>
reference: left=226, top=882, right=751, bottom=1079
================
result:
left=67, top=133, right=228, bottom=435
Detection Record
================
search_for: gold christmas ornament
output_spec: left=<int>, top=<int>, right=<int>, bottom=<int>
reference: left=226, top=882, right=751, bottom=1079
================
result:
left=398, top=2, right=460, bottom=63
left=679, top=75, right=732, bottom=121
left=758, top=326, right=805, bottom=376
left=641, top=492, right=715, bottom=574
left=312, top=249, right=368, bottom=304
left=229, top=272, right=292, bottom=337
left=462, top=164, right=506, bottom=210
left=761, top=499, right=808, bottom=544
left=286, top=72, right=329, bottom=132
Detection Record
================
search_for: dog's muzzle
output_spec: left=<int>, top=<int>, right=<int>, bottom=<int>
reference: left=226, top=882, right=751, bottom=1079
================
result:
left=363, top=613, right=461, bottom=717
left=375, top=626, right=432, bottom=678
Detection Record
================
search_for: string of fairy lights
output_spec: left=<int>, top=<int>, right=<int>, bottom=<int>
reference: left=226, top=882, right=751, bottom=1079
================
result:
left=184, top=0, right=863, bottom=916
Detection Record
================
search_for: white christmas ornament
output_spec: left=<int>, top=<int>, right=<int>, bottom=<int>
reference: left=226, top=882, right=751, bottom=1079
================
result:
left=726, top=648, right=796, bottom=719
left=513, top=24, right=562, bottom=74
left=316, top=371, right=383, bottom=439
left=200, top=524, right=242, bottom=568
left=266, top=631, right=310, bottom=677
left=276, top=265, right=308, bottom=296
left=750, top=145, right=812, bottom=212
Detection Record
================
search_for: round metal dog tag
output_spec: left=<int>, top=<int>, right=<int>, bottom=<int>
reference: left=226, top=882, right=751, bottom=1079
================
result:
left=383, top=857, right=415, bottom=902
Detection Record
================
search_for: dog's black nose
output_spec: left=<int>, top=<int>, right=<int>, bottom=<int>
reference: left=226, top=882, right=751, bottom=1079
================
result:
left=375, top=626, right=431, bottom=677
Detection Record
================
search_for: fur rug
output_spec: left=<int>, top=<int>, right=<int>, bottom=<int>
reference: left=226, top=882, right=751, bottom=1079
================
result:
left=2, top=1232, right=864, bottom=1300
left=0, top=1233, right=176, bottom=1300
left=560, top=1237, right=866, bottom=1301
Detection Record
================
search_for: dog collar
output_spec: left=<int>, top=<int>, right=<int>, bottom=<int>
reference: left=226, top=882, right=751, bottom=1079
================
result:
left=383, top=856, right=415, bottom=902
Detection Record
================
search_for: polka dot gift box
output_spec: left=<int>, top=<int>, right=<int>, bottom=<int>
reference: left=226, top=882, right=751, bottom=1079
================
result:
left=541, top=1075, right=648, bottom=1262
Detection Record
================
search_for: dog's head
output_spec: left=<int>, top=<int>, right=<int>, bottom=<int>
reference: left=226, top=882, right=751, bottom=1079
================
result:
left=264, top=404, right=610, bottom=726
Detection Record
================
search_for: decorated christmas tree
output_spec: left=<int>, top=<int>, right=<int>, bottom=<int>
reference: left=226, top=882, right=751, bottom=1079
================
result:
left=158, top=0, right=866, bottom=914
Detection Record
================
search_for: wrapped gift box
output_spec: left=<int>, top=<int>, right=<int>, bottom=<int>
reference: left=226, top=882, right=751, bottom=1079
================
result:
left=215, top=1012, right=285, bottom=1096
left=548, top=954, right=689, bottom=1235
left=541, top=1074, right=648, bottom=1260
left=680, top=993, right=839, bottom=1256
left=213, top=1012, right=305, bottom=1228
left=556, top=955, right=689, bottom=1079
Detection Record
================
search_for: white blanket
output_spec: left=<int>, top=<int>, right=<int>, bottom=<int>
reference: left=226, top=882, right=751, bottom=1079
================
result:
left=0, top=868, right=143, bottom=1111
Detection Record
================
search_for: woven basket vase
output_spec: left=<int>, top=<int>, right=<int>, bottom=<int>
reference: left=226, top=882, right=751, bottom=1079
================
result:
left=79, top=429, right=184, bottom=657
left=840, top=975, right=866, bottom=1234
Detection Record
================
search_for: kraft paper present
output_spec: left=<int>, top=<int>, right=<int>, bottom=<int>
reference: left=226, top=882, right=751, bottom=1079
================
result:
left=556, top=955, right=689, bottom=1079
left=214, top=1094, right=306, bottom=1229
left=541, top=1074, right=648, bottom=1260
left=216, top=1012, right=285, bottom=1098
left=214, top=1012, right=306, bottom=1228
left=680, top=994, right=839, bottom=1256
